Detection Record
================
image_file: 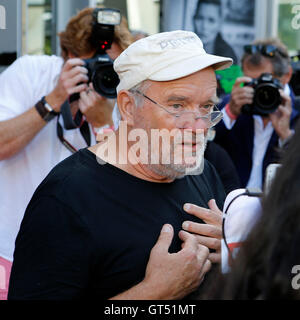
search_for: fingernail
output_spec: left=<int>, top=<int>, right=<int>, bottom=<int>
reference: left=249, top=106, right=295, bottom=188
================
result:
left=183, top=203, right=191, bottom=211
left=162, top=225, right=172, bottom=233
left=182, top=222, right=189, bottom=230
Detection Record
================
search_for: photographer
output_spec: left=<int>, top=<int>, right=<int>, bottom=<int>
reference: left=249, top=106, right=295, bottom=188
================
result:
left=0, top=7, right=132, bottom=299
left=214, top=38, right=299, bottom=189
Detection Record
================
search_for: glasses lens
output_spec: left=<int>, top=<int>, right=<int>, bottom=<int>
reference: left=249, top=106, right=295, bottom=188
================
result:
left=244, top=45, right=258, bottom=54
left=210, top=111, right=223, bottom=126
left=175, top=110, right=222, bottom=128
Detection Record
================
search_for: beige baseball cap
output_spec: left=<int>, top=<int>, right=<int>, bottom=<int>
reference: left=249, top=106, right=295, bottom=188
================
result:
left=114, top=30, right=233, bottom=93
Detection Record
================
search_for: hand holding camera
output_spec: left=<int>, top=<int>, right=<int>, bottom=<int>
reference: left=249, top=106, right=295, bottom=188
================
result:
left=47, top=58, right=89, bottom=112
left=229, top=73, right=284, bottom=118
left=229, top=76, right=254, bottom=118
left=78, top=83, right=114, bottom=128
left=269, top=89, right=293, bottom=141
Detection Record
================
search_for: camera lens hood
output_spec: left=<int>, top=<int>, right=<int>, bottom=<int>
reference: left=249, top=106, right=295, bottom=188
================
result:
left=254, top=83, right=281, bottom=115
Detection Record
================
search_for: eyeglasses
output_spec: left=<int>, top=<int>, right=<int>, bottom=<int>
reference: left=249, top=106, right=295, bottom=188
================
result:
left=243, top=44, right=288, bottom=58
left=130, top=90, right=223, bottom=129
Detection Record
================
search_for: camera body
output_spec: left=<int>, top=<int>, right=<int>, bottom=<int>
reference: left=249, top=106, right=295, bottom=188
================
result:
left=84, top=53, right=120, bottom=99
left=70, top=8, right=121, bottom=102
left=242, top=73, right=283, bottom=116
left=86, top=8, right=121, bottom=99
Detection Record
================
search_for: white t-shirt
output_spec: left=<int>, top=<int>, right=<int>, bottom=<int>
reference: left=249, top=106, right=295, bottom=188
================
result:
left=0, top=55, right=96, bottom=261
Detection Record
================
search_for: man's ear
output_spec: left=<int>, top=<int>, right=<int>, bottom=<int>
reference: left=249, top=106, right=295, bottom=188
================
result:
left=281, top=65, right=293, bottom=85
left=117, top=90, right=135, bottom=126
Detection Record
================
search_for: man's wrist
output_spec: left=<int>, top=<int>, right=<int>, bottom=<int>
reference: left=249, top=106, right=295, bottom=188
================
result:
left=279, top=129, right=294, bottom=141
left=278, top=129, right=295, bottom=147
left=45, top=91, right=67, bottom=112
left=225, top=103, right=238, bottom=120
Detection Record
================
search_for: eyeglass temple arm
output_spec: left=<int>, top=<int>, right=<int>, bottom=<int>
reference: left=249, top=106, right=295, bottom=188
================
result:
left=132, top=90, right=174, bottom=114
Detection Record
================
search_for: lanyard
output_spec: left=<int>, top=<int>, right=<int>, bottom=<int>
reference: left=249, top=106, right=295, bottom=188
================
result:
left=56, top=99, right=92, bottom=154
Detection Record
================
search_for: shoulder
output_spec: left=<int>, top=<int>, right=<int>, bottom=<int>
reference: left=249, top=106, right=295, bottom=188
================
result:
left=30, top=150, right=106, bottom=211
left=35, top=150, right=90, bottom=195
left=7, top=54, right=62, bottom=69
left=21, top=54, right=63, bottom=72
left=0, top=55, right=63, bottom=81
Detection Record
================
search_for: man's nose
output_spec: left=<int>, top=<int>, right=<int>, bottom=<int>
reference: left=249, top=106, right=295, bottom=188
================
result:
left=178, top=115, right=208, bottom=131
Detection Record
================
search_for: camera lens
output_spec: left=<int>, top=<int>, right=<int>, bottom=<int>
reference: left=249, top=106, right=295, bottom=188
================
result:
left=254, top=84, right=281, bottom=115
left=92, top=65, right=120, bottom=99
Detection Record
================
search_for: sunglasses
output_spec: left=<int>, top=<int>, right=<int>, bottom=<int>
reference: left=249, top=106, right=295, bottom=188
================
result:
left=244, top=44, right=288, bottom=58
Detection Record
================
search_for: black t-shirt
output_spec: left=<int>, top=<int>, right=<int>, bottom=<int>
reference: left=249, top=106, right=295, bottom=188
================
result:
left=8, top=148, right=225, bottom=300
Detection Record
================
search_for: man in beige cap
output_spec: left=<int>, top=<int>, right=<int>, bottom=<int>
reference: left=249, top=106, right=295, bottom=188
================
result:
left=9, top=30, right=232, bottom=300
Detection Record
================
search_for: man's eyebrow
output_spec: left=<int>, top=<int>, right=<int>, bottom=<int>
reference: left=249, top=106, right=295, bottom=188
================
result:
left=204, top=96, right=219, bottom=104
left=166, top=95, right=219, bottom=104
left=167, top=95, right=189, bottom=102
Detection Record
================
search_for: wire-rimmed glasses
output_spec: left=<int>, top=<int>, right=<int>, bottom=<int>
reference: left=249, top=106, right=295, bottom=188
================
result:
left=130, top=89, right=223, bottom=128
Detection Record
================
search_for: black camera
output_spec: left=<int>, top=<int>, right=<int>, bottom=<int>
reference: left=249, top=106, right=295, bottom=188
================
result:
left=70, top=8, right=121, bottom=102
left=83, top=53, right=120, bottom=99
left=87, top=8, right=121, bottom=99
left=242, top=73, right=283, bottom=116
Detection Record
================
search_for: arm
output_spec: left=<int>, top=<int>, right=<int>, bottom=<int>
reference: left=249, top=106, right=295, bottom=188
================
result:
left=110, top=225, right=211, bottom=300
left=269, top=90, right=294, bottom=143
left=0, top=58, right=89, bottom=160
left=0, top=108, right=48, bottom=160
left=227, top=76, right=254, bottom=120
left=8, top=196, right=93, bottom=300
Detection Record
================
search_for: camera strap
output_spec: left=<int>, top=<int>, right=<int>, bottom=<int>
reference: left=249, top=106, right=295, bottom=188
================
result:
left=60, top=99, right=82, bottom=129
left=56, top=100, right=91, bottom=154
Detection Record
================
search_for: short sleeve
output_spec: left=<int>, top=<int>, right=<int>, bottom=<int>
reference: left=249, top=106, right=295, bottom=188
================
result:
left=8, top=196, right=94, bottom=300
left=0, top=56, right=37, bottom=120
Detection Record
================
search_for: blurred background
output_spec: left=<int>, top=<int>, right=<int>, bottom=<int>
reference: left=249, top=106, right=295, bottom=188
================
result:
left=0, top=0, right=299, bottom=94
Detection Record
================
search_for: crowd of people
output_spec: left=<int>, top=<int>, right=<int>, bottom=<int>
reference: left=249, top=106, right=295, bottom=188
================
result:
left=0, top=5, right=299, bottom=301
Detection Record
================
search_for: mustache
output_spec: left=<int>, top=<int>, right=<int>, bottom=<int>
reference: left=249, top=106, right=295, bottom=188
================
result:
left=172, top=131, right=206, bottom=145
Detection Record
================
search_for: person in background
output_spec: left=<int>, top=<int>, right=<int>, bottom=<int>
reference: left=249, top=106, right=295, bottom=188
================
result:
left=201, top=121, right=300, bottom=300
left=214, top=38, right=299, bottom=188
left=0, top=7, right=133, bottom=300
left=193, top=0, right=238, bottom=64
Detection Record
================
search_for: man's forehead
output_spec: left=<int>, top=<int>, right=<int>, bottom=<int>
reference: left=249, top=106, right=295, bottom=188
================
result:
left=149, top=82, right=218, bottom=104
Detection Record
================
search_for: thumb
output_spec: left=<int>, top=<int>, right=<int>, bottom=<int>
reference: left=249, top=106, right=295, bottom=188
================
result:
left=152, top=224, right=174, bottom=253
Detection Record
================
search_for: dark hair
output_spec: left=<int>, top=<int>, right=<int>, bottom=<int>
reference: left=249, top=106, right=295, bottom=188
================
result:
left=202, top=120, right=300, bottom=299
left=194, top=0, right=222, bottom=18
left=241, top=38, right=291, bottom=77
